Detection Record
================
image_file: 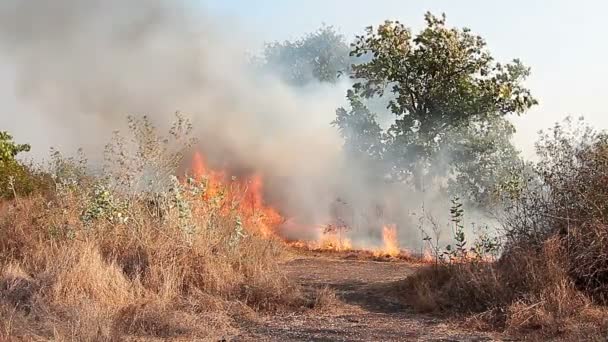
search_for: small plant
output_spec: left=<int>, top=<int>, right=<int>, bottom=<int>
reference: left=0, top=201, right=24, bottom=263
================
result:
left=81, top=184, right=129, bottom=225
left=103, top=112, right=197, bottom=196
left=470, top=223, right=501, bottom=260
left=419, top=213, right=444, bottom=265
left=49, top=147, right=89, bottom=191
left=444, top=197, right=467, bottom=262
left=168, top=175, right=197, bottom=236
left=229, top=215, right=247, bottom=249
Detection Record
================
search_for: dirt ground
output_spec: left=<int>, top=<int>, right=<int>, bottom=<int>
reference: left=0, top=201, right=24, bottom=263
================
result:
left=233, top=255, right=509, bottom=342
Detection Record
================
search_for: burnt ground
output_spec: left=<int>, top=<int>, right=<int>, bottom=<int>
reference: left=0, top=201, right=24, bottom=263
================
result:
left=233, top=256, right=510, bottom=342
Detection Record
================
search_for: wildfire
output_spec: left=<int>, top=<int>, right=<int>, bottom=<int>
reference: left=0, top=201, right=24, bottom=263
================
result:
left=187, top=152, right=427, bottom=262
left=422, top=249, right=435, bottom=263
left=380, top=224, right=400, bottom=257
left=191, top=151, right=225, bottom=200
left=190, top=151, right=283, bottom=237
left=319, top=232, right=352, bottom=251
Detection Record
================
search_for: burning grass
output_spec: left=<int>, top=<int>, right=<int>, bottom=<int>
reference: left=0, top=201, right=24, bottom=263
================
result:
left=0, top=116, right=336, bottom=340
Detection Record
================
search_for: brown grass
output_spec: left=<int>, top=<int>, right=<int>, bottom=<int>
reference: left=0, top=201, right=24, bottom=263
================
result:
left=401, top=237, right=608, bottom=340
left=0, top=188, right=324, bottom=340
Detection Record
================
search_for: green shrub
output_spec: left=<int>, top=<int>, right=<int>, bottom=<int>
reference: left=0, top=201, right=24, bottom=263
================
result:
left=0, top=131, right=51, bottom=199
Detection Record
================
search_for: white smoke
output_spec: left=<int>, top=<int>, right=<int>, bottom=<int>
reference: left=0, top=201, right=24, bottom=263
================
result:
left=0, top=0, right=477, bottom=251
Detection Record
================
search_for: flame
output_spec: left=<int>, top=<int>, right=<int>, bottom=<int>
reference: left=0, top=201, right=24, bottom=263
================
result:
left=240, top=174, right=283, bottom=238
left=191, top=151, right=206, bottom=178
left=188, top=152, right=441, bottom=262
left=422, top=249, right=434, bottom=263
left=319, top=232, right=352, bottom=251
left=191, top=151, right=225, bottom=200
left=381, top=224, right=400, bottom=257
left=189, top=151, right=283, bottom=237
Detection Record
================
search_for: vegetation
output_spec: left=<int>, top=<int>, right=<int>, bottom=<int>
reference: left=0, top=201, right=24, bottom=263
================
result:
left=2, top=10, right=608, bottom=341
left=334, top=12, right=536, bottom=206
left=0, top=131, right=51, bottom=200
left=0, top=131, right=30, bottom=164
left=0, top=116, right=331, bottom=340
left=258, top=25, right=351, bottom=86
left=403, top=118, right=608, bottom=340
left=268, top=12, right=608, bottom=340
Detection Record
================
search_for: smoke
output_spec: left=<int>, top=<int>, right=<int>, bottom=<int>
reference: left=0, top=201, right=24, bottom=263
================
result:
left=0, top=0, right=478, bottom=250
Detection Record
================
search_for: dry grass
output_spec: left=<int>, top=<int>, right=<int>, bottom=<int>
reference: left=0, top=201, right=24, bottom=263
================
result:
left=0, top=187, right=323, bottom=340
left=401, top=237, right=608, bottom=340
left=0, top=115, right=340, bottom=340
left=400, top=121, right=608, bottom=340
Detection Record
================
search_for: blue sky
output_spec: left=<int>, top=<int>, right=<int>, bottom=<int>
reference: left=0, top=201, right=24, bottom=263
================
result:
left=200, top=0, right=608, bottom=157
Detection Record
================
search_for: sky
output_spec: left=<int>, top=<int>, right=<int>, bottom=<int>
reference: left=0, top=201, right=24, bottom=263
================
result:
left=201, top=0, right=608, bottom=158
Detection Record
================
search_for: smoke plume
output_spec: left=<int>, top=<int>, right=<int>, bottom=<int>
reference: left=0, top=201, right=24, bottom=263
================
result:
left=0, top=0, right=472, bottom=250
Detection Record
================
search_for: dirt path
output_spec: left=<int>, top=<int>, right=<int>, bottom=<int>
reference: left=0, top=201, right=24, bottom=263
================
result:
left=234, top=256, right=507, bottom=342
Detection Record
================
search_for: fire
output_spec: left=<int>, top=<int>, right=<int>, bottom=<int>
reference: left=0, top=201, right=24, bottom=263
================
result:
left=319, top=232, right=352, bottom=251
left=188, top=152, right=435, bottom=262
left=381, top=224, right=400, bottom=257
left=422, top=249, right=434, bottom=263
left=189, top=151, right=283, bottom=237
left=191, top=151, right=225, bottom=200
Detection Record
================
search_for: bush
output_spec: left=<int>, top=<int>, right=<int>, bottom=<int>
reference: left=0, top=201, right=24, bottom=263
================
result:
left=404, top=117, right=608, bottom=339
left=0, top=160, right=50, bottom=199
left=505, top=117, right=608, bottom=301
left=0, top=131, right=51, bottom=200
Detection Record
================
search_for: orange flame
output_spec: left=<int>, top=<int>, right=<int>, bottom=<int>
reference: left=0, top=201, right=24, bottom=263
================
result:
left=319, top=232, right=352, bottom=251
left=189, top=151, right=283, bottom=237
left=189, top=152, right=435, bottom=262
left=381, top=224, right=400, bottom=257
left=422, top=249, right=434, bottom=263
left=191, top=151, right=206, bottom=178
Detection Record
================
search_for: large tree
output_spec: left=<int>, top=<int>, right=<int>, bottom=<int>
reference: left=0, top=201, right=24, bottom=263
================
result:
left=336, top=12, right=537, bottom=204
left=260, top=25, right=352, bottom=86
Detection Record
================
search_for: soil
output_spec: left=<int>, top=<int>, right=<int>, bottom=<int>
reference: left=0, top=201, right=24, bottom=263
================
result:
left=232, top=254, right=510, bottom=342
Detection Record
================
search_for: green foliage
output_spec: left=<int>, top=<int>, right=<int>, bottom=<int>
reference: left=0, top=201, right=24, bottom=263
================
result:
left=351, top=13, right=536, bottom=138
left=333, top=90, right=385, bottom=160
left=471, top=223, right=501, bottom=260
left=169, top=175, right=196, bottom=236
left=0, top=131, right=51, bottom=200
left=0, top=160, right=51, bottom=200
left=421, top=197, right=501, bottom=264
left=445, top=197, right=467, bottom=260
left=260, top=25, right=352, bottom=85
left=445, top=116, right=523, bottom=205
left=81, top=184, right=129, bottom=225
left=336, top=12, right=536, bottom=206
left=49, top=147, right=89, bottom=189
left=0, top=131, right=30, bottom=165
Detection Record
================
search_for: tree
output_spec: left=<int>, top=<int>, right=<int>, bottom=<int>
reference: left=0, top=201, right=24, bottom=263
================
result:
left=443, top=116, right=523, bottom=205
left=348, top=12, right=537, bottom=181
left=260, top=25, right=352, bottom=86
left=333, top=90, right=384, bottom=160
left=0, top=131, right=30, bottom=165
left=335, top=12, right=537, bottom=206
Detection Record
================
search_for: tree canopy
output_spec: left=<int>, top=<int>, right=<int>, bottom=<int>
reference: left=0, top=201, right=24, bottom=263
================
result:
left=336, top=12, right=538, bottom=205
left=260, top=25, right=352, bottom=86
